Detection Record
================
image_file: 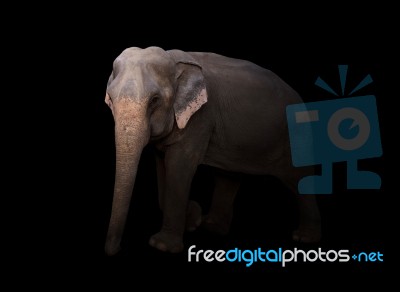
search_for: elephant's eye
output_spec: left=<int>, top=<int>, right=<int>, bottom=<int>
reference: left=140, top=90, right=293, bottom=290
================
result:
left=149, top=95, right=160, bottom=107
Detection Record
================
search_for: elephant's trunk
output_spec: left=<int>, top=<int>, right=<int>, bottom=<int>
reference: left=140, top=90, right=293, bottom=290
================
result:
left=105, top=112, right=149, bottom=256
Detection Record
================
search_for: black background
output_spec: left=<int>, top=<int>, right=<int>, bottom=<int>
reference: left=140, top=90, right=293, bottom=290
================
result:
left=31, top=14, right=388, bottom=278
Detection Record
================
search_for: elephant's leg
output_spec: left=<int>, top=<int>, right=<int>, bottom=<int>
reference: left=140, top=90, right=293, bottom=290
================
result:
left=277, top=168, right=321, bottom=243
left=186, top=200, right=202, bottom=232
left=149, top=148, right=200, bottom=253
left=202, top=173, right=241, bottom=235
left=293, top=194, right=321, bottom=242
left=155, top=154, right=166, bottom=210
left=156, top=154, right=202, bottom=232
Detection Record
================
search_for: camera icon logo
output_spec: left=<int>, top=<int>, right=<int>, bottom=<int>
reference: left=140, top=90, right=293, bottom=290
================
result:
left=286, top=65, right=382, bottom=194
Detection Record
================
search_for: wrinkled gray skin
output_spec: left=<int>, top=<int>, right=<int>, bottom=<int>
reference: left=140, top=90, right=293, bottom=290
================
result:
left=104, top=47, right=320, bottom=256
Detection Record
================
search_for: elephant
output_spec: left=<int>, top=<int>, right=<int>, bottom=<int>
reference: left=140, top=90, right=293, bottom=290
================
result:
left=104, top=46, right=321, bottom=256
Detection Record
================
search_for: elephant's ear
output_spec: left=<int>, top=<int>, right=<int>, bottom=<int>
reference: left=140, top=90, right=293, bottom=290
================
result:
left=168, top=50, right=208, bottom=129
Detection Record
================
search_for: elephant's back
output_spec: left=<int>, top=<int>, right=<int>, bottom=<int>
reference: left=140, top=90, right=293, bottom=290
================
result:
left=189, top=51, right=303, bottom=131
left=189, top=52, right=266, bottom=70
left=189, top=52, right=302, bottom=105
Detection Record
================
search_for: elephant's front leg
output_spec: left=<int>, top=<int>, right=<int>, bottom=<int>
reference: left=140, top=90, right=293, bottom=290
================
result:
left=155, top=154, right=202, bottom=232
left=149, top=149, right=199, bottom=253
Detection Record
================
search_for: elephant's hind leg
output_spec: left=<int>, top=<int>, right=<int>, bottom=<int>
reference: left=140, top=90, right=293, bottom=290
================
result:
left=276, top=167, right=321, bottom=243
left=292, top=194, right=321, bottom=242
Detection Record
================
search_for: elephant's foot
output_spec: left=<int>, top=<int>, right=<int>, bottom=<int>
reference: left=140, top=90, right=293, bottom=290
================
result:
left=292, top=224, right=321, bottom=243
left=202, top=213, right=232, bottom=236
left=149, top=231, right=184, bottom=253
left=186, top=200, right=202, bottom=232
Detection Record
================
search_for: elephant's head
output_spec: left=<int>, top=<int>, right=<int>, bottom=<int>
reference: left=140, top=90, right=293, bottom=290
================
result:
left=104, top=47, right=207, bottom=256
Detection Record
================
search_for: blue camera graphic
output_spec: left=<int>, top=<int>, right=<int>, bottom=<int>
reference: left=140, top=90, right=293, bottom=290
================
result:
left=286, top=65, right=382, bottom=194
